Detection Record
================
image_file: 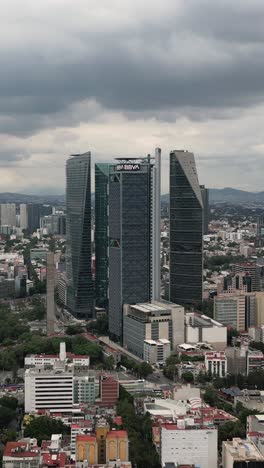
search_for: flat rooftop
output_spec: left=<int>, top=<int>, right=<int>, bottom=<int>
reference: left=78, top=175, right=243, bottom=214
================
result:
left=224, top=439, right=264, bottom=460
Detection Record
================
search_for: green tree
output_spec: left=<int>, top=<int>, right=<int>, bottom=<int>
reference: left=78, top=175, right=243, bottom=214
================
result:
left=0, top=407, right=15, bottom=428
left=137, top=362, right=153, bottom=379
left=0, top=396, right=18, bottom=410
left=24, top=416, right=70, bottom=445
left=181, top=371, right=194, bottom=383
left=66, top=324, right=84, bottom=335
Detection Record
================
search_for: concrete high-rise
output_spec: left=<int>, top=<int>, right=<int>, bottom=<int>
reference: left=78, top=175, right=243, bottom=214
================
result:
left=66, top=152, right=94, bottom=319
left=108, top=153, right=161, bottom=340
left=169, top=150, right=203, bottom=307
left=0, top=204, right=16, bottom=227
left=20, top=204, right=28, bottom=230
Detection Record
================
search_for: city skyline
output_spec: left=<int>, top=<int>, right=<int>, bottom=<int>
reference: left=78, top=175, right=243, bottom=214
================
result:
left=0, top=1, right=264, bottom=193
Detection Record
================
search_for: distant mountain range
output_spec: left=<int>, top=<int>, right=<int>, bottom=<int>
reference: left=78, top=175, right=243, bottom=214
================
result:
left=0, top=192, right=65, bottom=204
left=0, top=188, right=263, bottom=205
left=162, top=188, right=264, bottom=204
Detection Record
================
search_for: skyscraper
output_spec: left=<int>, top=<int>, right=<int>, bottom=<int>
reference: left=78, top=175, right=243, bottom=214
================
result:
left=200, top=185, right=209, bottom=235
left=108, top=154, right=161, bottom=340
left=46, top=251, right=55, bottom=335
left=169, top=150, right=203, bottom=307
left=66, top=152, right=94, bottom=319
left=95, top=163, right=113, bottom=308
left=0, top=204, right=16, bottom=227
left=27, top=204, right=41, bottom=233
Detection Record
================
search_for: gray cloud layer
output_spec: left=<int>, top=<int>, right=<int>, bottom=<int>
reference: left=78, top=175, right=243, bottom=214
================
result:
left=1, top=0, right=264, bottom=132
left=0, top=0, right=264, bottom=192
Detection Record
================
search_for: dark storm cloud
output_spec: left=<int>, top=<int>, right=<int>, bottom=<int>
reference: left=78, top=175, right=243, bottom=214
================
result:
left=1, top=0, right=264, bottom=135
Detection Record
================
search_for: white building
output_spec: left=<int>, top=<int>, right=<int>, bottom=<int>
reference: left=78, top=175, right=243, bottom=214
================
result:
left=143, top=339, right=170, bottom=364
left=0, top=204, right=16, bottom=227
left=24, top=342, right=90, bottom=368
left=20, top=204, right=28, bottom=230
left=205, top=351, right=227, bottom=378
left=24, top=367, right=74, bottom=413
left=160, top=422, right=217, bottom=468
left=222, top=438, right=264, bottom=467
left=123, top=300, right=185, bottom=359
left=185, top=312, right=227, bottom=350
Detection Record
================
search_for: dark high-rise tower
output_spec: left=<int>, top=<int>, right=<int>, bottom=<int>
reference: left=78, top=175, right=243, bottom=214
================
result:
left=66, top=152, right=94, bottom=319
left=200, top=185, right=209, bottom=235
left=27, top=204, right=41, bottom=233
left=108, top=155, right=161, bottom=340
left=95, top=163, right=113, bottom=308
left=169, top=150, right=203, bottom=307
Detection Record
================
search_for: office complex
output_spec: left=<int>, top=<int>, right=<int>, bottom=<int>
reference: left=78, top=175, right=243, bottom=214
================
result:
left=123, top=300, right=184, bottom=359
left=20, top=204, right=28, bottom=230
left=214, top=290, right=264, bottom=331
left=0, top=204, right=16, bottom=227
left=108, top=152, right=161, bottom=340
left=95, top=163, right=114, bottom=308
left=169, top=150, right=204, bottom=307
left=66, top=152, right=94, bottom=319
left=25, top=367, right=74, bottom=413
left=27, top=203, right=41, bottom=233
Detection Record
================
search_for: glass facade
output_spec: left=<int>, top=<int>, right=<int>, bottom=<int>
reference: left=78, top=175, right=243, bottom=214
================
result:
left=170, top=150, right=203, bottom=307
left=95, top=164, right=113, bottom=308
left=108, top=163, right=152, bottom=340
left=66, top=152, right=94, bottom=319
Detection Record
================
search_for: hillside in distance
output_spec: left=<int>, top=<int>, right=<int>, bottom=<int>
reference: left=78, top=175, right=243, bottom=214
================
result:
left=0, top=192, right=65, bottom=204
left=161, top=188, right=264, bottom=204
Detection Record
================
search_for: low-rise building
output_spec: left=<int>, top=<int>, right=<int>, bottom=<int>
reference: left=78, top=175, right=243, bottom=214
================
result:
left=205, top=351, right=227, bottom=377
left=185, top=312, right=227, bottom=350
left=3, top=440, right=40, bottom=468
left=144, top=339, right=171, bottom=364
left=160, top=422, right=217, bottom=468
left=222, top=438, right=264, bottom=467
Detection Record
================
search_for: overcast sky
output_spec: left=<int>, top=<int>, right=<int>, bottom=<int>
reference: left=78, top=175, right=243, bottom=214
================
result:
left=1, top=0, right=264, bottom=194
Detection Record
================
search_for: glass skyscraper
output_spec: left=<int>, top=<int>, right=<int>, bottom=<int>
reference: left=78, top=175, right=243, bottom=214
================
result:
left=108, top=157, right=159, bottom=341
left=95, top=163, right=113, bottom=308
left=66, top=152, right=94, bottom=319
left=169, top=150, right=203, bottom=307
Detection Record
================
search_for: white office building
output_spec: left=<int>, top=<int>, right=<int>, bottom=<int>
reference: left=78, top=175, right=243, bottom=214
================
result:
left=20, top=204, right=28, bottom=230
left=123, top=300, right=184, bottom=359
left=25, top=367, right=74, bottom=413
left=1, top=204, right=16, bottom=227
left=144, top=339, right=171, bottom=364
left=161, top=422, right=218, bottom=468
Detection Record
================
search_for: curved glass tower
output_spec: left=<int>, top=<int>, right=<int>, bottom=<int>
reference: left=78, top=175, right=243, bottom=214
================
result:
left=169, top=150, right=203, bottom=307
left=66, top=152, right=94, bottom=319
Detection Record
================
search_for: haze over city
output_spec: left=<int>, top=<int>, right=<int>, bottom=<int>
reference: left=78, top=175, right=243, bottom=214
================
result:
left=0, top=0, right=264, bottom=193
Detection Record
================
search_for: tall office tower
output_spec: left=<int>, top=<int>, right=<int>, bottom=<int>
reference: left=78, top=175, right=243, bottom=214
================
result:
left=200, top=185, right=209, bottom=235
left=152, top=148, right=161, bottom=300
left=95, top=163, right=113, bottom=308
left=66, top=152, right=94, bottom=319
left=20, top=204, right=28, bottom=230
left=27, top=203, right=41, bottom=233
left=46, top=251, right=55, bottom=335
left=108, top=154, right=161, bottom=341
left=0, top=204, right=16, bottom=227
left=169, top=150, right=204, bottom=307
